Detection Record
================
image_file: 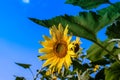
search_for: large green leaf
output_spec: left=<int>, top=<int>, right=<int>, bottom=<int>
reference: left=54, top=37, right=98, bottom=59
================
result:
left=15, top=62, right=31, bottom=69
left=29, top=2, right=120, bottom=42
left=30, top=11, right=109, bottom=42
left=29, top=12, right=98, bottom=42
left=65, top=0, right=109, bottom=10
left=87, top=40, right=115, bottom=62
left=105, top=62, right=120, bottom=80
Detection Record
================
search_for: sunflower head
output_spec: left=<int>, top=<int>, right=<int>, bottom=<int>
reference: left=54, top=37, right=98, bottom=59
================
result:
left=39, top=23, right=81, bottom=74
left=69, top=37, right=81, bottom=53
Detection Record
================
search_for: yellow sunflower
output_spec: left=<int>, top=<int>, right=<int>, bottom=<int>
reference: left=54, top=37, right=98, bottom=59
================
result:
left=39, top=23, right=79, bottom=73
left=69, top=37, right=81, bottom=53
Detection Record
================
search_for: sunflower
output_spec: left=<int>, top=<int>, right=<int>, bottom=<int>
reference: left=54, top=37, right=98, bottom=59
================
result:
left=39, top=23, right=80, bottom=73
left=69, top=37, right=81, bottom=53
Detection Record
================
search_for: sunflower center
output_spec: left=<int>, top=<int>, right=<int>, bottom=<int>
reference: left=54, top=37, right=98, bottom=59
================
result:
left=55, top=41, right=67, bottom=58
left=74, top=44, right=79, bottom=53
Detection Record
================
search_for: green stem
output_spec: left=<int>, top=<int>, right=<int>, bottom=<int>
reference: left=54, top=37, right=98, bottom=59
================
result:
left=94, top=40, right=120, bottom=64
left=34, top=67, right=45, bottom=80
left=28, top=68, right=34, bottom=79
left=76, top=70, right=81, bottom=80
left=34, top=70, right=41, bottom=80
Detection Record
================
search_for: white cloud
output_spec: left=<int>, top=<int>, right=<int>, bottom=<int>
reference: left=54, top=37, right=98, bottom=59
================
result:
left=22, top=0, right=30, bottom=3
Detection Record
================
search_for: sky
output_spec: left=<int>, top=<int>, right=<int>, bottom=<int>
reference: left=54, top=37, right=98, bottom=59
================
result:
left=0, top=0, right=119, bottom=80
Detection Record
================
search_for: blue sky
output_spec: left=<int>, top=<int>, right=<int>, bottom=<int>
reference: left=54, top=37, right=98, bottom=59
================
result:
left=0, top=0, right=119, bottom=80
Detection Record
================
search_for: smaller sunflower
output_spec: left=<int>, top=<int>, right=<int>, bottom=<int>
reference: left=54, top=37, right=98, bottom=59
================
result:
left=39, top=23, right=81, bottom=73
left=69, top=37, right=81, bottom=53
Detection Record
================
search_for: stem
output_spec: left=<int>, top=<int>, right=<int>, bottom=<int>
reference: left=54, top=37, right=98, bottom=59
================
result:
left=95, top=41, right=111, bottom=53
left=62, top=67, right=65, bottom=77
left=28, top=68, right=34, bottom=79
left=34, top=70, right=41, bottom=80
left=95, top=40, right=120, bottom=64
left=34, top=67, right=44, bottom=80
left=76, top=70, right=81, bottom=80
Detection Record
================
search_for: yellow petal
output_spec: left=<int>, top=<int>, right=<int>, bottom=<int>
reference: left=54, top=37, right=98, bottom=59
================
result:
left=39, top=48, right=53, bottom=53
left=50, top=27, right=53, bottom=36
left=50, top=28, right=57, bottom=41
left=40, top=41, right=54, bottom=48
left=52, top=25, right=58, bottom=33
left=68, top=51, right=77, bottom=58
left=49, top=57, right=60, bottom=69
left=64, top=25, right=68, bottom=37
left=76, top=37, right=80, bottom=42
left=50, top=26, right=57, bottom=38
left=43, top=35, right=51, bottom=41
left=58, top=23, right=63, bottom=32
left=58, top=23, right=63, bottom=36
left=67, top=35, right=72, bottom=44
left=51, top=25, right=58, bottom=34
left=39, top=53, right=55, bottom=60
left=64, top=55, right=72, bottom=69
left=57, top=58, right=64, bottom=73
left=76, top=37, right=81, bottom=44
left=42, top=57, right=55, bottom=67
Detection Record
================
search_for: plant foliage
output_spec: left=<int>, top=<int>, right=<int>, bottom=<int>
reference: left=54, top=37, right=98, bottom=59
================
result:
left=65, top=0, right=109, bottom=10
left=15, top=0, right=120, bottom=80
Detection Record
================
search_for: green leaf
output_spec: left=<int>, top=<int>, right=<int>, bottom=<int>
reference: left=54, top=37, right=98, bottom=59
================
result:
left=87, top=39, right=115, bottom=62
left=95, top=68, right=105, bottom=80
left=15, top=77, right=25, bottom=80
left=91, top=58, right=110, bottom=65
left=72, top=59, right=82, bottom=71
left=72, top=59, right=90, bottom=72
left=14, top=76, right=26, bottom=80
left=29, top=12, right=100, bottom=42
left=97, top=2, right=120, bottom=27
left=65, top=0, right=109, bottom=10
left=105, top=62, right=120, bottom=80
left=98, top=2, right=120, bottom=16
left=29, top=2, right=120, bottom=43
left=113, top=49, right=120, bottom=55
left=80, top=69, right=91, bottom=80
left=29, top=8, right=120, bottom=42
left=106, top=20, right=120, bottom=39
left=15, top=62, right=31, bottom=69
